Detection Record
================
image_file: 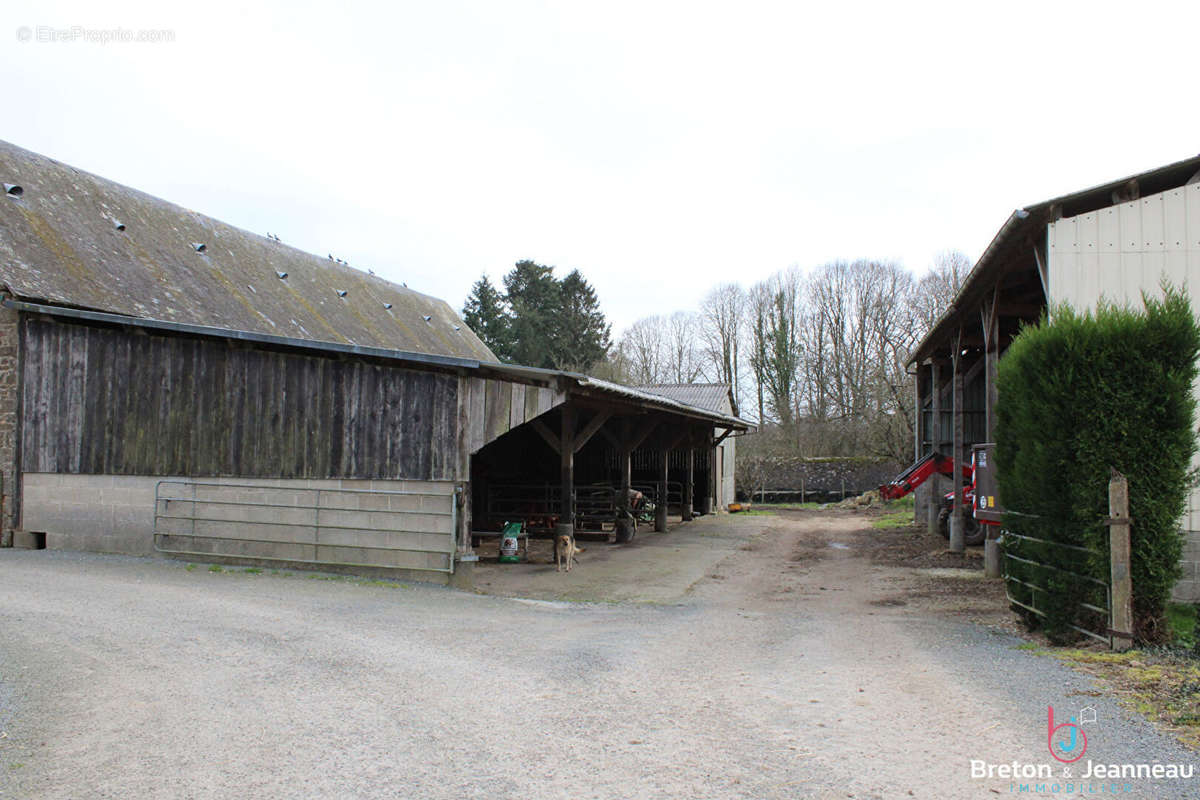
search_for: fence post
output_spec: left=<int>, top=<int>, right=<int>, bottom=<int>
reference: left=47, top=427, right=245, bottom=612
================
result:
left=1108, top=470, right=1134, bottom=651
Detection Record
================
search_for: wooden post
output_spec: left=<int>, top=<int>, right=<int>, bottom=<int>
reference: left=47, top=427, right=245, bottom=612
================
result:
left=928, top=359, right=942, bottom=537
left=559, top=405, right=575, bottom=536
left=655, top=448, right=668, bottom=532
left=982, top=292, right=1000, bottom=443
left=616, top=419, right=635, bottom=543
left=914, top=362, right=927, bottom=527
left=1109, top=470, right=1134, bottom=650
left=950, top=335, right=965, bottom=553
left=705, top=429, right=716, bottom=514
left=682, top=443, right=694, bottom=522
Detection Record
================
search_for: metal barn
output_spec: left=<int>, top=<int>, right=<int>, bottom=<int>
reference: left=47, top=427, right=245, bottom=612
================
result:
left=0, top=140, right=749, bottom=585
left=909, top=153, right=1200, bottom=600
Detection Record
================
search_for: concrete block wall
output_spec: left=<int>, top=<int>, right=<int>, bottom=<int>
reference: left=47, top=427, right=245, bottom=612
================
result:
left=0, top=304, right=17, bottom=547
left=22, top=474, right=457, bottom=567
left=1173, top=530, right=1200, bottom=602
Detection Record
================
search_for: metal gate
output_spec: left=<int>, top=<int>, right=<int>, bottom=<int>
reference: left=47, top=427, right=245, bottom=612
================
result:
left=154, top=481, right=457, bottom=574
left=1001, top=528, right=1112, bottom=645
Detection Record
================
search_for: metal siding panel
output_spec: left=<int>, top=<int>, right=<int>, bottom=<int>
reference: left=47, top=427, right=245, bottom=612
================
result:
left=1142, top=195, right=1165, bottom=253
left=1190, top=185, right=1200, bottom=249
left=1099, top=206, right=1119, bottom=253
left=1119, top=199, right=1142, bottom=253
left=1096, top=253, right=1123, bottom=307
left=1165, top=188, right=1189, bottom=254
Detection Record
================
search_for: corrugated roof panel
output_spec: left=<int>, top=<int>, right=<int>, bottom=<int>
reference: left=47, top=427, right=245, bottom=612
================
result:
left=634, top=383, right=733, bottom=415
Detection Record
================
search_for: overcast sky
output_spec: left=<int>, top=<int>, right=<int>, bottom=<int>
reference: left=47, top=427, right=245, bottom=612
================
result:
left=4, top=1, right=1198, bottom=333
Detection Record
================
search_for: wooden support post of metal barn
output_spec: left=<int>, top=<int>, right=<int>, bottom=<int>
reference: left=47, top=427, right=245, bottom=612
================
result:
left=949, top=333, right=965, bottom=553
left=913, top=362, right=927, bottom=527
left=928, top=358, right=942, bottom=537
left=682, top=442, right=694, bottom=522
left=558, top=405, right=576, bottom=542
left=982, top=289, right=1000, bottom=443
left=1109, top=470, right=1134, bottom=651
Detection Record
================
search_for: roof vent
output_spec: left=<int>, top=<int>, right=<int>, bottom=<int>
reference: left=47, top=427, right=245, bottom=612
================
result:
left=113, top=220, right=126, bottom=232
left=454, top=325, right=461, bottom=331
left=4, top=183, right=23, bottom=198
left=276, top=271, right=288, bottom=279
left=383, top=303, right=393, bottom=310
left=192, top=243, right=207, bottom=253
left=422, top=315, right=432, bottom=323
left=337, top=289, right=348, bottom=298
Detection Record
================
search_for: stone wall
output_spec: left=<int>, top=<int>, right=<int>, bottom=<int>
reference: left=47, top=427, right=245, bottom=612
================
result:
left=0, top=304, right=17, bottom=546
left=737, top=456, right=904, bottom=502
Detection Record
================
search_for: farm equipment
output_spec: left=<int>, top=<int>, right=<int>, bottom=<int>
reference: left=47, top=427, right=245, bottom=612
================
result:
left=878, top=447, right=1001, bottom=547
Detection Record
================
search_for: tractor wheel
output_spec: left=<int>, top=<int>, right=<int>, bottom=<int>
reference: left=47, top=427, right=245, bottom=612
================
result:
left=937, top=507, right=985, bottom=546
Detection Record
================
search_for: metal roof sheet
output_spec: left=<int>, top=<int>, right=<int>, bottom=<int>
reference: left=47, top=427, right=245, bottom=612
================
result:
left=634, top=383, right=734, bottom=416
left=0, top=139, right=496, bottom=361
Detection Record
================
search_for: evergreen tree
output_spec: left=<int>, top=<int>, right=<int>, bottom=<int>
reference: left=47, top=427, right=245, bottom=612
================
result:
left=555, top=269, right=611, bottom=372
left=503, top=260, right=561, bottom=368
left=461, top=274, right=512, bottom=361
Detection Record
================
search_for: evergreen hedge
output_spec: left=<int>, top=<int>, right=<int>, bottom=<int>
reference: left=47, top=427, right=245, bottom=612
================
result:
left=995, top=286, right=1200, bottom=644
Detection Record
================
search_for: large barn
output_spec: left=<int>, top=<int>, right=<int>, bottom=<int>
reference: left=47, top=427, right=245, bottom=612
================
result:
left=909, top=153, right=1200, bottom=600
left=0, top=140, right=749, bottom=585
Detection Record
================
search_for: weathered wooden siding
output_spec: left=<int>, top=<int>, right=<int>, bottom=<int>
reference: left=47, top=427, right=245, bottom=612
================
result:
left=461, top=376, right=564, bottom=455
left=20, top=317, right=460, bottom=480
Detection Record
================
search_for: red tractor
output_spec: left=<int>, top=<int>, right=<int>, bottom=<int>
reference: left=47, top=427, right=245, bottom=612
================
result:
left=879, top=450, right=998, bottom=546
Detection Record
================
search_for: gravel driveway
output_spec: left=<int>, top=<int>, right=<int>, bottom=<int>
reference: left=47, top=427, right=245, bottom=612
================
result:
left=0, top=511, right=1195, bottom=799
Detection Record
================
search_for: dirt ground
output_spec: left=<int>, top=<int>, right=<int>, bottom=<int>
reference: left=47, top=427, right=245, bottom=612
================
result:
left=1, top=508, right=1195, bottom=799
left=473, top=508, right=1012, bottom=629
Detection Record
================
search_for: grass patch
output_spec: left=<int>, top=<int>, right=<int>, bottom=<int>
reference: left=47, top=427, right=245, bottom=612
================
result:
left=1168, top=602, right=1197, bottom=648
left=732, top=508, right=776, bottom=517
left=185, top=563, right=197, bottom=572
left=207, top=564, right=223, bottom=573
left=241, top=567, right=263, bottom=574
left=1024, top=644, right=1200, bottom=749
left=872, top=510, right=915, bottom=529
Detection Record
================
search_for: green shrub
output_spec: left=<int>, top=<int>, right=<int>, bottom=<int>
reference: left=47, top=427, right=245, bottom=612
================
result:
left=996, top=286, right=1200, bottom=644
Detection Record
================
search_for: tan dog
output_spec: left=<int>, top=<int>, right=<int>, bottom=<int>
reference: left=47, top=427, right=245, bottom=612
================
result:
left=555, top=534, right=582, bottom=572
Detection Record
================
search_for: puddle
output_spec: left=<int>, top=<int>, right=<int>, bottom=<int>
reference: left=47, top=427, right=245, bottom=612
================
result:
left=829, top=542, right=851, bottom=550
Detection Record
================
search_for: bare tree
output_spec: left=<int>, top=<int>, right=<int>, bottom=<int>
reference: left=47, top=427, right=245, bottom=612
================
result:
left=617, top=315, right=667, bottom=385
left=748, top=268, right=804, bottom=427
left=699, top=283, right=745, bottom=391
left=662, top=311, right=704, bottom=384
left=914, top=249, right=971, bottom=333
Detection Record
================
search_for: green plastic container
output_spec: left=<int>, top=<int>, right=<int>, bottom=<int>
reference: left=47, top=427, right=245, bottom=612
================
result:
left=498, top=521, right=522, bottom=563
